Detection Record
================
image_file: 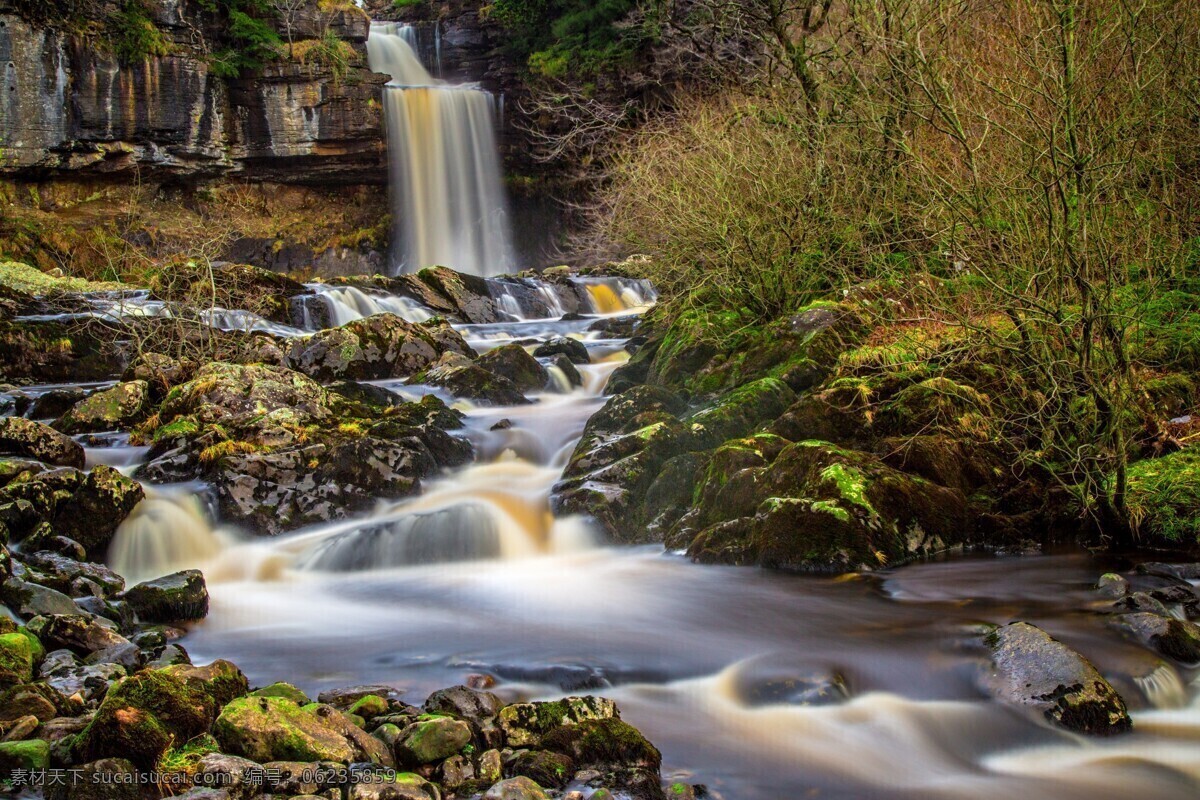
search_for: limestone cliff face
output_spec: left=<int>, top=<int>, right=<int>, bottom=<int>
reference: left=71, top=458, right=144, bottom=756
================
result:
left=0, top=0, right=387, bottom=183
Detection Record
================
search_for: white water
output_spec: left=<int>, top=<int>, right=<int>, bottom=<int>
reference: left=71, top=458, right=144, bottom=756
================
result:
left=96, top=285, right=1200, bottom=799
left=308, top=284, right=433, bottom=326
left=367, top=22, right=515, bottom=277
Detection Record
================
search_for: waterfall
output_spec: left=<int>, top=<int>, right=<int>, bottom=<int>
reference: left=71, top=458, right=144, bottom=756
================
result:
left=367, top=22, right=515, bottom=278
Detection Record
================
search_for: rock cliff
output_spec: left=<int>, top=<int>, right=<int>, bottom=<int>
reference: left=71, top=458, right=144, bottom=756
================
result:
left=0, top=0, right=387, bottom=183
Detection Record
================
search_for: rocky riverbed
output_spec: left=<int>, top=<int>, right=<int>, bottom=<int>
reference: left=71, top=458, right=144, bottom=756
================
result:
left=1, top=261, right=1198, bottom=799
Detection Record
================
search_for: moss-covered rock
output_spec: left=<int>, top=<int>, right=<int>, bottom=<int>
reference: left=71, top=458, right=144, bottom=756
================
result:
left=214, top=696, right=358, bottom=763
left=878, top=377, right=993, bottom=439
left=351, top=770, right=444, bottom=800
left=119, top=569, right=209, bottom=623
left=477, top=344, right=550, bottom=392
left=412, top=352, right=531, bottom=406
left=985, top=622, right=1131, bottom=736
left=287, top=313, right=474, bottom=382
left=250, top=681, right=312, bottom=704
left=73, top=663, right=238, bottom=768
left=0, top=738, right=50, bottom=771
left=0, top=416, right=85, bottom=468
left=27, top=613, right=130, bottom=656
left=483, top=776, right=550, bottom=800
left=504, top=750, right=573, bottom=789
left=0, top=630, right=40, bottom=689
left=541, top=718, right=661, bottom=771
left=1112, top=612, right=1200, bottom=662
left=396, top=715, right=473, bottom=765
left=498, top=697, right=618, bottom=748
left=121, top=352, right=198, bottom=399
left=0, top=318, right=125, bottom=385
left=533, top=337, right=590, bottom=365
left=50, top=465, right=145, bottom=559
left=53, top=381, right=153, bottom=435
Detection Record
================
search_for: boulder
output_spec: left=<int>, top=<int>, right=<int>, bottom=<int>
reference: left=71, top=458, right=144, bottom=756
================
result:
left=250, top=681, right=312, bottom=705
left=27, top=389, right=86, bottom=421
left=0, top=417, right=85, bottom=468
left=0, top=738, right=50, bottom=771
left=53, top=381, right=153, bottom=435
left=477, top=345, right=550, bottom=393
left=416, top=266, right=502, bottom=324
left=984, top=622, right=1131, bottom=735
left=498, top=697, right=618, bottom=748
left=119, top=570, right=209, bottom=623
left=1111, top=612, right=1200, bottom=662
left=349, top=772, right=444, bottom=800
left=412, top=352, right=531, bottom=406
left=287, top=314, right=473, bottom=382
left=213, top=696, right=388, bottom=765
left=42, top=758, right=142, bottom=800
left=483, top=777, right=550, bottom=800
left=1, top=577, right=80, bottom=619
left=121, top=353, right=197, bottom=398
left=49, top=466, right=145, bottom=559
left=395, top=715, right=472, bottom=765
left=533, top=337, right=590, bottom=365
left=548, top=354, right=582, bottom=389
left=503, top=750, right=573, bottom=789
left=26, top=614, right=130, bottom=657
left=0, top=630, right=41, bottom=689
left=23, top=552, right=126, bottom=598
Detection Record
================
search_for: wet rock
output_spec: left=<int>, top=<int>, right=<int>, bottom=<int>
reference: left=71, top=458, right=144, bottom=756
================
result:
left=1, top=713, right=40, bottom=742
left=27, top=614, right=130, bottom=656
left=413, top=352, right=531, bottom=406
left=548, top=354, right=582, bottom=388
left=484, top=776, right=550, bottom=800
left=1112, top=612, right=1200, bottom=662
left=0, top=417, right=85, bottom=468
left=73, top=663, right=244, bottom=768
left=318, top=684, right=406, bottom=710
left=588, top=315, right=640, bottom=338
left=193, top=753, right=267, bottom=798
left=251, top=681, right=312, bottom=705
left=396, top=715, right=472, bottom=765
left=305, top=702, right=395, bottom=766
left=687, top=441, right=970, bottom=572
left=477, top=344, right=551, bottom=393
left=1, top=577, right=80, bottom=619
left=498, top=697, right=618, bottom=748
left=50, top=466, right=145, bottom=559
left=349, top=771, right=443, bottom=800
left=329, top=381, right=408, bottom=409
left=1137, top=562, right=1200, bottom=581
left=53, top=381, right=152, bottom=435
left=26, top=389, right=86, bottom=421
left=687, top=378, right=796, bottom=448
left=533, top=337, right=590, bottom=365
left=288, top=313, right=473, bottom=382
left=0, top=630, right=41, bottom=689
left=1112, top=592, right=1172, bottom=617
left=504, top=750, right=573, bottom=789
left=42, top=758, right=142, bottom=800
left=1097, top=573, right=1130, bottom=598
left=119, top=569, right=209, bottom=623
left=0, top=683, right=58, bottom=723
left=417, top=266, right=503, bottom=324
left=0, top=738, right=50, bottom=770
left=214, top=696, right=386, bottom=765
left=24, top=552, right=126, bottom=597
left=424, top=685, right=504, bottom=748
left=984, top=622, right=1131, bottom=735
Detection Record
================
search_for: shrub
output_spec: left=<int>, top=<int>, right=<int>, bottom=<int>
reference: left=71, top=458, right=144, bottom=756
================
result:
left=107, top=0, right=171, bottom=64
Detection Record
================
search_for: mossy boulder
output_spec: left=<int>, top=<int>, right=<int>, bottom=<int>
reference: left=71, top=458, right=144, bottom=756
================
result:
left=477, top=344, right=550, bottom=392
left=351, top=770, right=445, bottom=799
left=504, top=750, right=573, bottom=789
left=214, top=696, right=390, bottom=765
left=27, top=614, right=130, bottom=656
left=541, top=718, right=661, bottom=771
left=687, top=441, right=970, bottom=572
left=0, top=738, right=50, bottom=771
left=287, top=313, right=474, bottom=382
left=412, top=352, right=531, bottom=406
left=73, top=662, right=244, bottom=768
left=121, top=352, right=198, bottom=399
left=498, top=697, right=618, bottom=748
left=0, top=318, right=125, bottom=385
left=0, top=417, right=85, bottom=468
left=533, top=337, right=590, bottom=365
left=483, top=776, right=550, bottom=800
left=49, top=465, right=145, bottom=559
left=878, top=377, right=992, bottom=439
left=686, top=378, right=796, bottom=448
left=251, top=681, right=312, bottom=704
left=119, top=569, right=209, bottom=623
left=416, top=266, right=503, bottom=324
left=1112, top=612, right=1200, bottom=662
left=0, top=630, right=40, bottom=689
left=985, top=622, right=1131, bottom=735
left=396, top=715, right=473, bottom=765
left=53, top=381, right=153, bottom=435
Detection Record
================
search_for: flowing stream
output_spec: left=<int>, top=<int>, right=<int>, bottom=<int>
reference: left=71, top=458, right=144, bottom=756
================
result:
left=88, top=283, right=1200, bottom=800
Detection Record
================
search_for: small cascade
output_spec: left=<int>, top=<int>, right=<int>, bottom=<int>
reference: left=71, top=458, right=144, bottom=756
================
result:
left=310, top=285, right=433, bottom=326
left=575, top=277, right=658, bottom=315
left=367, top=22, right=515, bottom=277
left=109, top=490, right=228, bottom=585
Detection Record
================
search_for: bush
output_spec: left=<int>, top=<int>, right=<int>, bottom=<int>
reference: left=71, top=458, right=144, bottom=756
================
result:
left=107, top=0, right=171, bottom=64
left=488, top=0, right=644, bottom=76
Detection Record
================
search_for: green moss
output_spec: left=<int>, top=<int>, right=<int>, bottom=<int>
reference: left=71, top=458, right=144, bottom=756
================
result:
left=249, top=681, right=311, bottom=705
left=811, top=499, right=852, bottom=523
left=152, top=417, right=200, bottom=443
left=0, top=631, right=38, bottom=688
left=0, top=739, right=50, bottom=771
left=0, top=260, right=118, bottom=294
left=1125, top=449, right=1200, bottom=544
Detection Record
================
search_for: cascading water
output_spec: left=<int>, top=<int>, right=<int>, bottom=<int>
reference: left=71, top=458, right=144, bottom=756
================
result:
left=367, top=22, right=515, bottom=277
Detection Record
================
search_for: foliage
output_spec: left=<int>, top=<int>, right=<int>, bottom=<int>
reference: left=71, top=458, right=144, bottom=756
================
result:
left=106, top=1, right=171, bottom=64
left=488, top=0, right=645, bottom=77
left=199, top=0, right=282, bottom=77
left=1125, top=450, right=1200, bottom=545
left=293, top=31, right=359, bottom=82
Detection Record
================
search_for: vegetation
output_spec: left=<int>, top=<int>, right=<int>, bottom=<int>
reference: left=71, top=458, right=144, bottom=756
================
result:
left=198, top=0, right=283, bottom=77
left=488, top=0, right=647, bottom=77
left=595, top=0, right=1200, bottom=547
left=107, top=0, right=172, bottom=64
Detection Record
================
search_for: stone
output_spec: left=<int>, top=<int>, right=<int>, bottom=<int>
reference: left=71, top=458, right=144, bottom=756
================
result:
left=395, top=715, right=472, bottom=765
left=1, top=713, right=40, bottom=742
left=0, top=417, right=85, bottom=468
left=122, top=353, right=197, bottom=398
left=23, top=552, right=126, bottom=597
left=985, top=622, right=1131, bottom=735
left=1112, top=612, right=1200, bottom=663
left=483, top=776, right=550, bottom=800
left=42, top=758, right=143, bottom=800
left=251, top=681, right=312, bottom=705
left=119, top=569, right=209, bottom=623
left=318, top=684, right=405, bottom=710
left=348, top=771, right=443, bottom=800
left=498, top=697, right=618, bottom=748
left=477, top=345, right=550, bottom=393
left=540, top=719, right=661, bottom=771
left=0, top=738, right=50, bottom=770
left=50, top=465, right=145, bottom=560
left=533, top=337, right=590, bottom=365
left=548, top=354, right=583, bottom=388
left=424, top=685, right=504, bottom=747
left=412, top=352, right=531, bottom=406
left=504, top=750, right=573, bottom=789
left=0, top=683, right=58, bottom=723
left=288, top=314, right=473, bottom=382
left=1, top=577, right=80, bottom=619
left=53, top=381, right=152, bottom=435
left=0, top=630, right=40, bottom=689
left=27, top=614, right=130, bottom=656
left=213, top=696, right=383, bottom=765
